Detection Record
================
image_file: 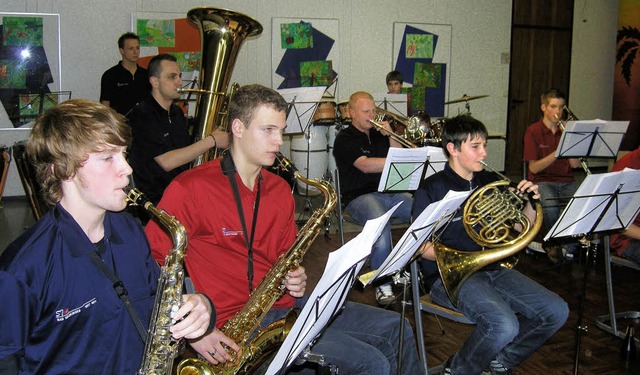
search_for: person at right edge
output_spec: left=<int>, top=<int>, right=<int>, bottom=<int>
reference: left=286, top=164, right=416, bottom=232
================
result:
left=413, top=114, right=569, bottom=375
left=523, top=88, right=581, bottom=262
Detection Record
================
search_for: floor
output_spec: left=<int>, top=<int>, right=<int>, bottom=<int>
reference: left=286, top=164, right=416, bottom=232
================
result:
left=2, top=179, right=639, bottom=374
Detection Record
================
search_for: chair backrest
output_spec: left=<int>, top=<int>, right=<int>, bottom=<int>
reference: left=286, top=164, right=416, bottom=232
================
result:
left=13, top=141, right=51, bottom=221
left=0, top=145, right=10, bottom=206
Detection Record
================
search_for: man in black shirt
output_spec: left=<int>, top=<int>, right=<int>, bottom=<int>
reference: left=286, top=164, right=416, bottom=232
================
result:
left=100, top=32, right=150, bottom=116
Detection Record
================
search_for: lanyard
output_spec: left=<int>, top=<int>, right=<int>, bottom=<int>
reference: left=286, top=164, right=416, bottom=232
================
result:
left=88, top=247, right=147, bottom=343
left=222, top=152, right=262, bottom=294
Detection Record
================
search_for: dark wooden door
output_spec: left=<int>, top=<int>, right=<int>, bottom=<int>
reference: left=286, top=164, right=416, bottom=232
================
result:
left=505, top=0, right=574, bottom=177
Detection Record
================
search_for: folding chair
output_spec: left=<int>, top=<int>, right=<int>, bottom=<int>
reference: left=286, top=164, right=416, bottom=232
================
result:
left=595, top=235, right=640, bottom=342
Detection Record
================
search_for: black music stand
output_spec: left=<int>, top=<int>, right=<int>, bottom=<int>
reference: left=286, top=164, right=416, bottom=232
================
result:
left=14, top=91, right=72, bottom=124
left=544, top=168, right=640, bottom=375
left=264, top=205, right=397, bottom=375
left=373, top=93, right=409, bottom=117
left=360, top=190, right=471, bottom=374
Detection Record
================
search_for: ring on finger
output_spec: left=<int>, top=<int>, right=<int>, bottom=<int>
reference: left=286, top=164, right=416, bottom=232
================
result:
left=209, top=349, right=217, bottom=356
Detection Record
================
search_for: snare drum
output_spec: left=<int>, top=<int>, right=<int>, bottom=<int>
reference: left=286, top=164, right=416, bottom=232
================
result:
left=337, top=100, right=351, bottom=125
left=312, top=94, right=337, bottom=125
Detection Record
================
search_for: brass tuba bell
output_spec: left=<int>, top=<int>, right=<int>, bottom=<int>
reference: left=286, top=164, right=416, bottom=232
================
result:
left=186, top=7, right=263, bottom=166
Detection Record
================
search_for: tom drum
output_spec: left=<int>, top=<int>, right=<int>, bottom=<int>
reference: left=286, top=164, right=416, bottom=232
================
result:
left=337, top=100, right=351, bottom=125
left=312, top=93, right=337, bottom=125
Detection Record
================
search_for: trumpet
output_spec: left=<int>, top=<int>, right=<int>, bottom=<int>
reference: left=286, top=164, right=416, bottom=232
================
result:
left=375, top=108, right=437, bottom=145
left=554, top=106, right=591, bottom=175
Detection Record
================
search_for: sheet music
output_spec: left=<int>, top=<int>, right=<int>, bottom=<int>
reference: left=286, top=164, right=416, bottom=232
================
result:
left=424, top=146, right=447, bottom=179
left=265, top=203, right=399, bottom=374
left=556, top=119, right=629, bottom=159
left=372, top=93, right=408, bottom=117
left=377, top=147, right=429, bottom=192
left=544, top=168, right=640, bottom=240
left=363, top=189, right=471, bottom=284
left=278, top=87, right=327, bottom=135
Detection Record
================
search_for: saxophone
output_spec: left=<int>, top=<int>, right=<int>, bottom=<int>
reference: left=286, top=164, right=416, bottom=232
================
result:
left=125, top=188, right=188, bottom=375
left=177, top=153, right=337, bottom=375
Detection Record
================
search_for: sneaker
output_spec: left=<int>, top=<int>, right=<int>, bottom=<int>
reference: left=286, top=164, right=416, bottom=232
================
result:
left=392, top=271, right=411, bottom=285
left=442, top=355, right=453, bottom=375
left=488, top=359, right=517, bottom=375
left=375, top=283, right=396, bottom=305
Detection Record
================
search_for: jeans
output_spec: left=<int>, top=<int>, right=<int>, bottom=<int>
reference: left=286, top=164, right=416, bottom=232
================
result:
left=622, top=240, right=640, bottom=265
left=261, top=298, right=422, bottom=374
left=345, top=192, right=413, bottom=270
left=430, top=268, right=569, bottom=374
left=538, top=182, right=580, bottom=253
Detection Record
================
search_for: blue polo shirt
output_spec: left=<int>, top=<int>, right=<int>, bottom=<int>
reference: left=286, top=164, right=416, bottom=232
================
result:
left=0, top=204, right=159, bottom=374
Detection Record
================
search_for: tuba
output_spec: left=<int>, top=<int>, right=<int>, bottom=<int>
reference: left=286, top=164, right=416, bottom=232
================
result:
left=434, top=162, right=544, bottom=306
left=177, top=153, right=337, bottom=375
left=185, top=7, right=263, bottom=166
left=125, top=188, right=188, bottom=375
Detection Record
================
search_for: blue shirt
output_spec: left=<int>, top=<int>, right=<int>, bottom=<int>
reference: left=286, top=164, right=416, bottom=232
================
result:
left=0, top=204, right=159, bottom=374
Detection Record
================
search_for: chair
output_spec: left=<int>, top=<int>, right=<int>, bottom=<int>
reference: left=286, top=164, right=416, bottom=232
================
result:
left=595, top=235, right=640, bottom=342
left=410, top=260, right=473, bottom=374
left=0, top=145, right=10, bottom=207
left=13, top=141, right=51, bottom=221
left=332, top=168, right=364, bottom=246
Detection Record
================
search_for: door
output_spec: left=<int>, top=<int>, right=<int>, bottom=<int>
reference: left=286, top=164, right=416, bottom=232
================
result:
left=505, top=0, right=574, bottom=177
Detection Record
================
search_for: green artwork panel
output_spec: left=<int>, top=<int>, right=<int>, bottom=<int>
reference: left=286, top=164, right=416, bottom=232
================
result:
left=0, top=59, right=26, bottom=89
left=414, top=62, right=442, bottom=88
left=280, top=22, right=313, bottom=49
left=410, top=86, right=426, bottom=111
left=405, top=33, right=433, bottom=59
left=137, top=19, right=175, bottom=47
left=18, top=93, right=58, bottom=118
left=300, top=60, right=332, bottom=87
left=170, top=51, right=201, bottom=73
left=2, top=17, right=44, bottom=47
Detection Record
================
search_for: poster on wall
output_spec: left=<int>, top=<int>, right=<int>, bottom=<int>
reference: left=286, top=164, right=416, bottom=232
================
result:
left=0, top=13, right=61, bottom=128
left=613, top=0, right=640, bottom=150
left=271, top=18, right=340, bottom=100
left=392, top=23, right=451, bottom=118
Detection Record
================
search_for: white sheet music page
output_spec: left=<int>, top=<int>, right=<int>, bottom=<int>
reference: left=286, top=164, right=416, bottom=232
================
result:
left=544, top=168, right=640, bottom=240
left=265, top=203, right=399, bottom=374
left=377, top=146, right=429, bottom=192
left=425, top=146, right=447, bottom=179
left=365, top=189, right=471, bottom=283
left=278, top=86, right=327, bottom=135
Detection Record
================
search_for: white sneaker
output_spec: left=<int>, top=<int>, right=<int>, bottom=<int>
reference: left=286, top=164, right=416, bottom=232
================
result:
left=376, top=284, right=396, bottom=305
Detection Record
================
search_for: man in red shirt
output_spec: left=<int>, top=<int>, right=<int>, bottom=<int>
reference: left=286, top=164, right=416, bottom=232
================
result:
left=145, top=84, right=421, bottom=374
left=523, top=88, right=581, bottom=260
left=610, top=147, right=640, bottom=264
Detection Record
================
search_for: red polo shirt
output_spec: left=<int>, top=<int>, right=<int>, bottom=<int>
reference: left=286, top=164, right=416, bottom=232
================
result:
left=523, top=119, right=574, bottom=183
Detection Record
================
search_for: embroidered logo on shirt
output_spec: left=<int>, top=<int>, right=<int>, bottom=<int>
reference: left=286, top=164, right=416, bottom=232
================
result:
left=55, top=298, right=97, bottom=322
left=117, top=82, right=129, bottom=87
left=222, top=227, right=243, bottom=236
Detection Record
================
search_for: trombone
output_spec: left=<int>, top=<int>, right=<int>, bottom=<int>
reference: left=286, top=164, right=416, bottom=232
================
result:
left=369, top=119, right=417, bottom=148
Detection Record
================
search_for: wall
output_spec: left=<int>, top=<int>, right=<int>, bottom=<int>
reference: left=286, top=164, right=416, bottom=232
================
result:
left=0, top=0, right=617, bottom=196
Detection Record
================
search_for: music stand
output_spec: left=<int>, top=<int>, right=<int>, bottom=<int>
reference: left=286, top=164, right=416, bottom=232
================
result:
left=544, top=168, right=640, bottom=375
left=556, top=119, right=628, bottom=173
left=15, top=91, right=72, bottom=124
left=360, top=190, right=471, bottom=375
left=265, top=203, right=398, bottom=375
left=373, top=93, right=409, bottom=117
left=423, top=146, right=447, bottom=179
left=377, top=147, right=429, bottom=192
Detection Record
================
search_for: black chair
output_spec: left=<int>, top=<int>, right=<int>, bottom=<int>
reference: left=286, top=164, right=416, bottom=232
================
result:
left=0, top=145, right=10, bottom=207
left=13, top=141, right=50, bottom=221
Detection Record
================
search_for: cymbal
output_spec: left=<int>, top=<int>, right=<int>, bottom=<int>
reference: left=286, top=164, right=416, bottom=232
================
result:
left=444, top=94, right=489, bottom=105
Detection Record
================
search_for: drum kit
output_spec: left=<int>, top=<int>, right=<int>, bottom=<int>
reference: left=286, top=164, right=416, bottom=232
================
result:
left=282, top=93, right=489, bottom=196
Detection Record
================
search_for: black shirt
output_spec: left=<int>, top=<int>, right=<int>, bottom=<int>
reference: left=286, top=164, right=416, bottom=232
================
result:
left=100, top=62, right=150, bottom=116
left=127, top=96, right=191, bottom=204
left=332, top=125, right=390, bottom=206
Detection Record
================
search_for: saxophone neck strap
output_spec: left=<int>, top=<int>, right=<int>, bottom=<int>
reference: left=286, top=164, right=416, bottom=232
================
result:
left=221, top=152, right=262, bottom=294
left=88, top=250, right=148, bottom=343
